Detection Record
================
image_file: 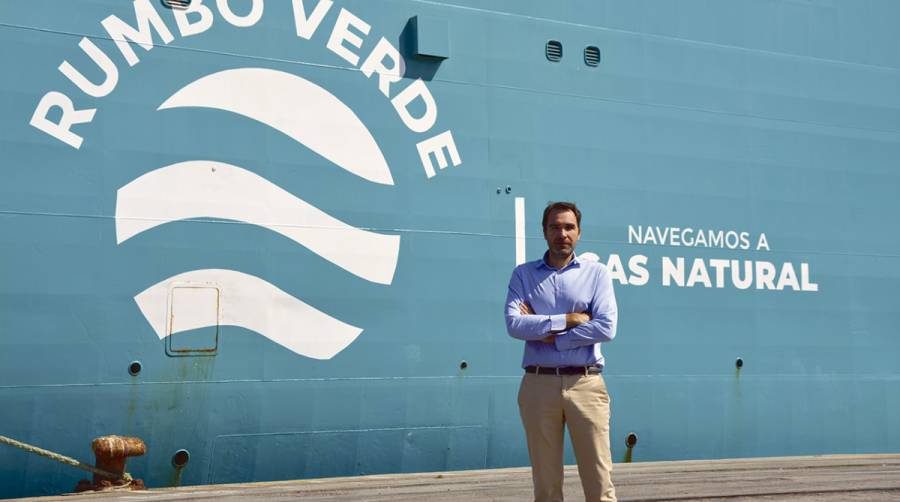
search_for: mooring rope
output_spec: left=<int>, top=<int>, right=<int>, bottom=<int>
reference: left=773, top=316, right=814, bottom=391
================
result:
left=0, top=435, right=131, bottom=481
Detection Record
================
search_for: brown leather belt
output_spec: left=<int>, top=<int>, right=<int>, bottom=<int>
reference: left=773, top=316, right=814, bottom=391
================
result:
left=525, top=365, right=601, bottom=375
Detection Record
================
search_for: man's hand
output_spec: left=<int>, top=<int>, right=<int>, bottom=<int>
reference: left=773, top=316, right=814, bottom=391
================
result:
left=519, top=302, right=534, bottom=315
left=539, top=335, right=555, bottom=344
left=565, top=312, right=591, bottom=329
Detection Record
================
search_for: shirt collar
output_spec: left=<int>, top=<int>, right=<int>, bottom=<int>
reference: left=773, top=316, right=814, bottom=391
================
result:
left=538, top=251, right=581, bottom=271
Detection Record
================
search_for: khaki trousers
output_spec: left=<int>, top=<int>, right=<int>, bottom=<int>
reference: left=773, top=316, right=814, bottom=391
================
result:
left=518, top=372, right=616, bottom=502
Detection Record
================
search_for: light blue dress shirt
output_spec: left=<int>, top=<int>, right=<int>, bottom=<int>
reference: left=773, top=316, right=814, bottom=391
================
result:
left=505, top=253, right=618, bottom=369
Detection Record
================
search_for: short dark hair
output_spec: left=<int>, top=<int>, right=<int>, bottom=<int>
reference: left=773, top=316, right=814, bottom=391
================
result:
left=542, top=201, right=581, bottom=231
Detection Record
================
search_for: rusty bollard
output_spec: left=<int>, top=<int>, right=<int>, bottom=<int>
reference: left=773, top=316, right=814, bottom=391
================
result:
left=75, top=435, right=146, bottom=492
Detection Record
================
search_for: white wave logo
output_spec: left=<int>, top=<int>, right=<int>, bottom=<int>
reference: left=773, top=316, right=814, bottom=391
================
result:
left=116, top=68, right=399, bottom=359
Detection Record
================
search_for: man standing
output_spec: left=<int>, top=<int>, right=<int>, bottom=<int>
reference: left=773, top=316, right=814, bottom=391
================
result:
left=505, top=201, right=618, bottom=502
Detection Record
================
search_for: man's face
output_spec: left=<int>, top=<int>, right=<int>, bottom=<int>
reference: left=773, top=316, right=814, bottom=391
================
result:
left=543, top=209, right=581, bottom=259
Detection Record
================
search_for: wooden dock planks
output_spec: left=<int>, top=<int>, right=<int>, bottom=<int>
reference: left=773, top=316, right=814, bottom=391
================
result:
left=14, top=454, right=900, bottom=501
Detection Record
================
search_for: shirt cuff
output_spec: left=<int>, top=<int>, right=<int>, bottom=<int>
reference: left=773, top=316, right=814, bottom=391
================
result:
left=549, top=314, right=567, bottom=332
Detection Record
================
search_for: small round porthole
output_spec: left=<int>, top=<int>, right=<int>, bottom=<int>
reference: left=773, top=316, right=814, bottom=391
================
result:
left=128, top=361, right=142, bottom=376
left=625, top=433, right=638, bottom=448
left=459, top=360, right=468, bottom=370
left=546, top=40, right=563, bottom=62
left=735, top=357, right=744, bottom=369
left=171, top=449, right=190, bottom=468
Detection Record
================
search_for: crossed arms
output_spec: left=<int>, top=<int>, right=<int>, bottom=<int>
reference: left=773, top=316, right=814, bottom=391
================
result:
left=518, top=302, right=589, bottom=344
left=504, top=267, right=617, bottom=351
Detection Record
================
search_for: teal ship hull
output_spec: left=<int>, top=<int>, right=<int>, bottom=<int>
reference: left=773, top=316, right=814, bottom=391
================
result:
left=1, top=0, right=898, bottom=497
